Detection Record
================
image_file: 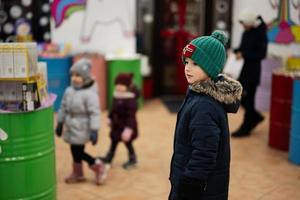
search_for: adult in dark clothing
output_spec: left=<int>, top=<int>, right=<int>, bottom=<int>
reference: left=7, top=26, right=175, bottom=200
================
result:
left=102, top=73, right=139, bottom=169
left=169, top=31, right=243, bottom=200
left=232, top=10, right=268, bottom=137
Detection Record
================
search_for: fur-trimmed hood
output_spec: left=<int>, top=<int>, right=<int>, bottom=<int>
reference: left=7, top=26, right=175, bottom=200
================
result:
left=190, top=74, right=243, bottom=113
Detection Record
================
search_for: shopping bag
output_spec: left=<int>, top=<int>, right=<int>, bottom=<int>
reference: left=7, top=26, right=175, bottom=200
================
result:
left=223, top=52, right=244, bottom=80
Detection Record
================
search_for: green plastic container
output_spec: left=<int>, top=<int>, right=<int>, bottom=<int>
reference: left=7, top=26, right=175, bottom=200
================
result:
left=107, top=58, right=143, bottom=109
left=0, top=106, right=56, bottom=200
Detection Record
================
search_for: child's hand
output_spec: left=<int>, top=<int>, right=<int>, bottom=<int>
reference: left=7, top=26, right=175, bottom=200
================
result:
left=55, top=123, right=63, bottom=137
left=121, top=127, right=133, bottom=142
left=90, top=131, right=98, bottom=145
left=235, top=52, right=243, bottom=60
left=107, top=118, right=111, bottom=127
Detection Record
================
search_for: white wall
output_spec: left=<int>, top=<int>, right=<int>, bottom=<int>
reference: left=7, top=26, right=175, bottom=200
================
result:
left=51, top=0, right=136, bottom=56
left=232, top=0, right=300, bottom=57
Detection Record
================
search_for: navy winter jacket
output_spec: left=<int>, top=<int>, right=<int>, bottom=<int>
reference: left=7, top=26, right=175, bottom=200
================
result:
left=169, top=75, right=242, bottom=200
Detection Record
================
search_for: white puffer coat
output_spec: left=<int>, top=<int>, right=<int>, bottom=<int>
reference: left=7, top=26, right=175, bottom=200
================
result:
left=57, top=82, right=100, bottom=145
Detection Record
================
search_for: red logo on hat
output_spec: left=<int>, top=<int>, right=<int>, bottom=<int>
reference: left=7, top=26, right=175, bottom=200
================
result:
left=182, top=44, right=196, bottom=57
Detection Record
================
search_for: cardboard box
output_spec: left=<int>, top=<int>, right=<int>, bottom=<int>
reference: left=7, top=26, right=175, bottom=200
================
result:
left=37, top=62, right=48, bottom=104
left=26, top=43, right=38, bottom=77
left=37, top=62, right=48, bottom=86
left=0, top=43, right=38, bottom=79
left=22, top=82, right=39, bottom=111
left=2, top=44, right=14, bottom=78
left=13, top=44, right=28, bottom=78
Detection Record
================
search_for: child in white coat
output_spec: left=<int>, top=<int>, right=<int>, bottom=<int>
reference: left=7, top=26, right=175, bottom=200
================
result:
left=56, top=58, right=109, bottom=185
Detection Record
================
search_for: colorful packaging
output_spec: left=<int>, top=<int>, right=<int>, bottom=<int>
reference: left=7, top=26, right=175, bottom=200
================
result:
left=36, top=62, right=48, bottom=105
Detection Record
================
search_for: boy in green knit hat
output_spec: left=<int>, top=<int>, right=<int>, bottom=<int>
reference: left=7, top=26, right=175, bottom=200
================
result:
left=169, top=31, right=243, bottom=200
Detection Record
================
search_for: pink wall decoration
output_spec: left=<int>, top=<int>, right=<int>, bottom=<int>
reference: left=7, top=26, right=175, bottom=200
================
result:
left=268, top=0, right=300, bottom=44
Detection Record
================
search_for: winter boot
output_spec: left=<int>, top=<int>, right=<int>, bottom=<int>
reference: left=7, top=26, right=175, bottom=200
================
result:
left=99, top=163, right=111, bottom=184
left=122, top=155, right=137, bottom=170
left=65, top=163, right=86, bottom=184
left=231, top=122, right=252, bottom=137
left=246, top=113, right=265, bottom=131
left=232, top=113, right=264, bottom=138
left=90, top=159, right=106, bottom=185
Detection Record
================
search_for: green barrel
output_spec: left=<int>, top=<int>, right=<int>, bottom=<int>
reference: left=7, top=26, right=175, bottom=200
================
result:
left=0, top=106, right=56, bottom=200
left=107, top=58, right=143, bottom=109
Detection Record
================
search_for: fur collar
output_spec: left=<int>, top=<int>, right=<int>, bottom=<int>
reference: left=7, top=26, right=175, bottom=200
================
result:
left=190, top=74, right=243, bottom=104
left=113, top=91, right=135, bottom=99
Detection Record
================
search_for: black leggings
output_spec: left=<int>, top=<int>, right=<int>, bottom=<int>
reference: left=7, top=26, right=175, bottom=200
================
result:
left=106, top=140, right=136, bottom=163
left=70, top=145, right=95, bottom=166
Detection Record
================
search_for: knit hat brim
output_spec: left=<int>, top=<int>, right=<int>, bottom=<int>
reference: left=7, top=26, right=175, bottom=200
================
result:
left=182, top=31, right=228, bottom=80
left=182, top=43, right=224, bottom=79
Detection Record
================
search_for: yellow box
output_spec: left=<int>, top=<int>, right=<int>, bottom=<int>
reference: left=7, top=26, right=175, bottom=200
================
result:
left=0, top=42, right=38, bottom=80
left=287, top=57, right=300, bottom=71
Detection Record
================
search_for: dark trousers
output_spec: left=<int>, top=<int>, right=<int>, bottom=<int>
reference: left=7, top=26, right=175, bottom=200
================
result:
left=70, top=145, right=95, bottom=166
left=241, top=82, right=262, bottom=122
left=105, top=140, right=136, bottom=163
left=169, top=185, right=179, bottom=200
left=169, top=184, right=199, bottom=200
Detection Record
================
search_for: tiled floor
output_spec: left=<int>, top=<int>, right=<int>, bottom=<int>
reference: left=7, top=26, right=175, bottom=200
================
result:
left=55, top=99, right=300, bottom=200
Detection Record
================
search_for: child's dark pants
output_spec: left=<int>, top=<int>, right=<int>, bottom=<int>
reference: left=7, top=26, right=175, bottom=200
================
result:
left=70, top=145, right=95, bottom=166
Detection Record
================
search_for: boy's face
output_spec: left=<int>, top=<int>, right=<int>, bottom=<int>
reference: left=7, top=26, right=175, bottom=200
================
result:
left=71, top=72, right=84, bottom=88
left=115, top=84, right=128, bottom=92
left=184, top=57, right=209, bottom=84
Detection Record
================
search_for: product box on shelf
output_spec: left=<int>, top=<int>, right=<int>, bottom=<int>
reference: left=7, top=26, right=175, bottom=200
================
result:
left=0, top=43, right=48, bottom=112
left=1, top=44, right=14, bottom=78
left=13, top=44, right=28, bottom=78
left=22, top=82, right=39, bottom=111
left=35, top=62, right=48, bottom=105
left=0, top=43, right=38, bottom=79
left=26, top=43, right=38, bottom=77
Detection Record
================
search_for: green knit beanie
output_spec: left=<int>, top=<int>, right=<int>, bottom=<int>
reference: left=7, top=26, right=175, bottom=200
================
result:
left=182, top=30, right=228, bottom=79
